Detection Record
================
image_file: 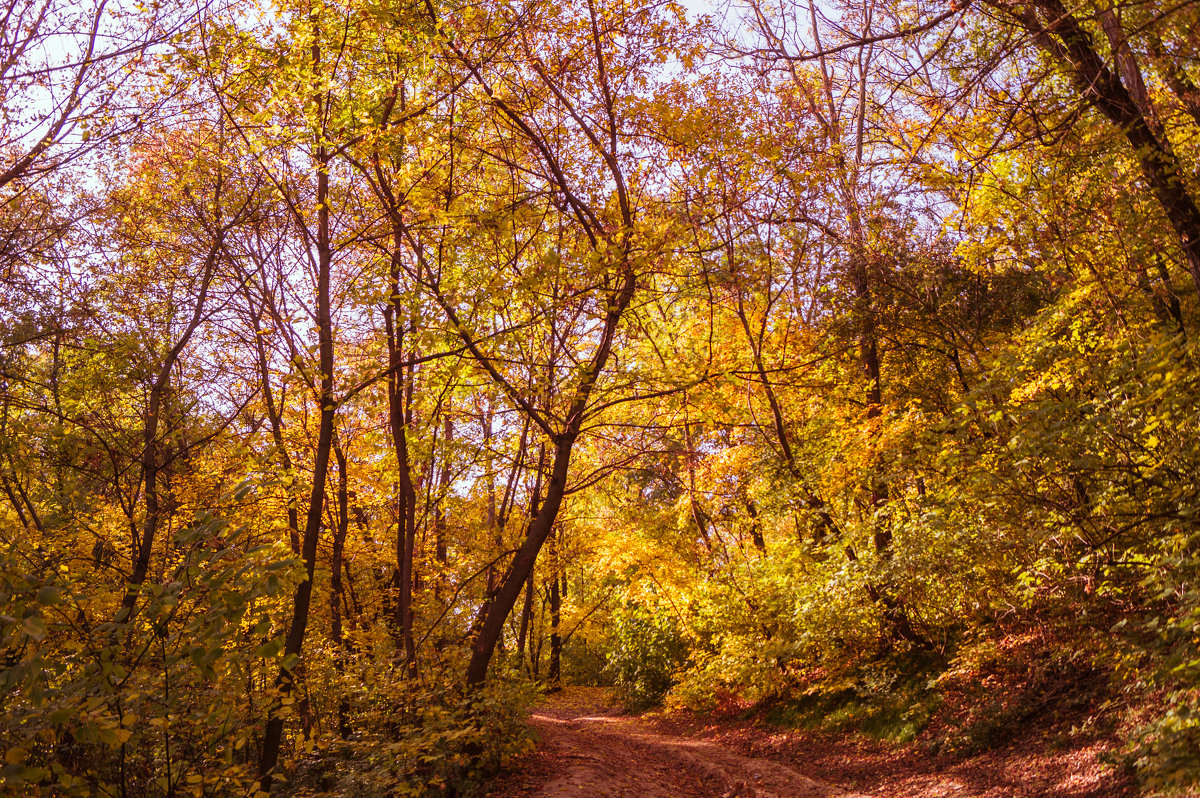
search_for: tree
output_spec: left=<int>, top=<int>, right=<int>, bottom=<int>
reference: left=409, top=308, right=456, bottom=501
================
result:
left=399, top=0, right=696, bottom=685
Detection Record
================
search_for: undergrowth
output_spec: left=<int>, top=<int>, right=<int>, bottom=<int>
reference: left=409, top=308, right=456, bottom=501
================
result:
left=762, top=649, right=946, bottom=744
left=746, top=628, right=1124, bottom=757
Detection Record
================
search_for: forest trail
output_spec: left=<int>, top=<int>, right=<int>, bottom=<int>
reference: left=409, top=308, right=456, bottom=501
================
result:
left=487, top=688, right=848, bottom=798
left=487, top=685, right=1137, bottom=798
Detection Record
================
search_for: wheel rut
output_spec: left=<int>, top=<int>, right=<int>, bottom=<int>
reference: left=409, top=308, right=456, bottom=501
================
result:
left=488, top=688, right=852, bottom=798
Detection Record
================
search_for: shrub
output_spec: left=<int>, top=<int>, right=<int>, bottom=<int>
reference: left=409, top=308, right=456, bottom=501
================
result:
left=1125, top=534, right=1200, bottom=791
left=0, top=510, right=302, bottom=796
left=603, top=601, right=687, bottom=711
left=292, top=671, right=537, bottom=797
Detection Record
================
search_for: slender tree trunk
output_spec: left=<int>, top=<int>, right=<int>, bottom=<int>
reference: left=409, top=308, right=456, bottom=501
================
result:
left=0, top=472, right=29, bottom=529
left=435, top=411, right=452, bottom=575
left=121, top=230, right=223, bottom=619
left=483, top=402, right=499, bottom=598
left=331, top=436, right=352, bottom=739
left=513, top=444, right=545, bottom=673
left=547, top=527, right=562, bottom=686
left=744, top=499, right=766, bottom=553
left=0, top=396, right=38, bottom=531
left=258, top=78, right=337, bottom=787
left=516, top=569, right=534, bottom=675
left=682, top=404, right=714, bottom=556
left=1147, top=34, right=1200, bottom=128
left=384, top=229, right=418, bottom=674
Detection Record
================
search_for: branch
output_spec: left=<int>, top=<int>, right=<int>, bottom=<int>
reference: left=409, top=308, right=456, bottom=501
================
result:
left=736, top=4, right=967, bottom=65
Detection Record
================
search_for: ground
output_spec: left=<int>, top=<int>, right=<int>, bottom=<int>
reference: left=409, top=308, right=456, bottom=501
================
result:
left=486, top=687, right=1140, bottom=797
left=486, top=687, right=834, bottom=797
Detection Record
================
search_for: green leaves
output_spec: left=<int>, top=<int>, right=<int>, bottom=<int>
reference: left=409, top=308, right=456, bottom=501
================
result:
left=19, top=614, right=47, bottom=641
left=605, top=599, right=688, bottom=710
left=0, top=503, right=300, bottom=795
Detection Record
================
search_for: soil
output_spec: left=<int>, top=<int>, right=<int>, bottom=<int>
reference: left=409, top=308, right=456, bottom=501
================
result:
left=486, top=687, right=838, bottom=797
left=485, top=687, right=1139, bottom=798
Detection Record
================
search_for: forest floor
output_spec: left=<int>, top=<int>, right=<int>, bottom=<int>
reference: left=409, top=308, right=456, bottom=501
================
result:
left=485, top=686, right=1140, bottom=797
left=485, top=687, right=833, bottom=797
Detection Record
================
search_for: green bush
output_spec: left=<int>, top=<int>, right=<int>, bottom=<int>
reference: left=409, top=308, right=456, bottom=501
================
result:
left=292, top=671, right=537, bottom=797
left=0, top=510, right=302, bottom=796
left=1126, top=533, right=1200, bottom=791
left=603, top=601, right=687, bottom=711
left=1131, top=696, right=1200, bottom=792
left=562, top=637, right=612, bottom=687
left=0, top=508, right=536, bottom=798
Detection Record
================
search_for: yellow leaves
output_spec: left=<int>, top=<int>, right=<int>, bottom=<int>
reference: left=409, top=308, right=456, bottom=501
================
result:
left=1010, top=359, right=1075, bottom=404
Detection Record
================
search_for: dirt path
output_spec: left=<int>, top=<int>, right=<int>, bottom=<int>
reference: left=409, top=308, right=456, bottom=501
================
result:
left=487, top=688, right=848, bottom=798
left=486, top=687, right=1140, bottom=798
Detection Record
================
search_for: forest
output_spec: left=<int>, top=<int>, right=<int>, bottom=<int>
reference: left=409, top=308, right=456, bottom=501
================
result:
left=1, top=0, right=1199, bottom=793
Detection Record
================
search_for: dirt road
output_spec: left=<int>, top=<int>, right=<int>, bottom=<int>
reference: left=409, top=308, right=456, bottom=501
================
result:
left=487, top=686, right=1139, bottom=798
left=487, top=688, right=846, bottom=798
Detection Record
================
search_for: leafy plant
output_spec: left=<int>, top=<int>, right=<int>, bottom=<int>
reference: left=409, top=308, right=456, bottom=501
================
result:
left=604, top=601, right=688, bottom=712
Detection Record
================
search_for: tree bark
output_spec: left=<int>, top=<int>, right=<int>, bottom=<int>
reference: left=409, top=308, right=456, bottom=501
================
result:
left=516, top=569, right=534, bottom=675
left=331, top=435, right=352, bottom=739
left=1002, top=0, right=1200, bottom=292
left=547, top=527, right=562, bottom=686
left=384, top=226, right=419, bottom=674
left=258, top=68, right=337, bottom=786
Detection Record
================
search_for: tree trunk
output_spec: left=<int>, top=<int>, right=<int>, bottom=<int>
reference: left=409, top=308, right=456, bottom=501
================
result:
left=1004, top=0, right=1200, bottom=292
left=384, top=229, right=418, bottom=675
left=465, top=432, right=574, bottom=686
left=547, top=527, right=562, bottom=686
left=331, top=436, right=352, bottom=740
left=516, top=569, right=534, bottom=675
left=435, top=411, right=452, bottom=576
left=258, top=95, right=336, bottom=788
